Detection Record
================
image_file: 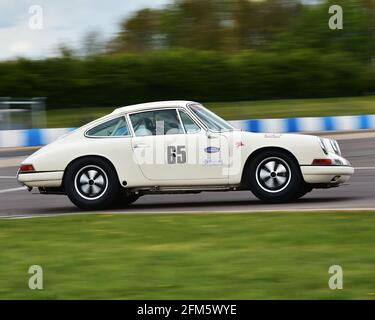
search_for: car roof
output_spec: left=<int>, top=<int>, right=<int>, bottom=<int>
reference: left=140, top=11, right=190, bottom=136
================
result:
left=112, top=100, right=198, bottom=115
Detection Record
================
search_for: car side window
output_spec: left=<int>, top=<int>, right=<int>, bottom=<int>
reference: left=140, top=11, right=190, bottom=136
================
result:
left=130, top=109, right=184, bottom=137
left=179, top=110, right=201, bottom=134
left=86, top=117, right=129, bottom=137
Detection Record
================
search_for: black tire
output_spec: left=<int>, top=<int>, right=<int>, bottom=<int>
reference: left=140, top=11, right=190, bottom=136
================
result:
left=64, top=157, right=120, bottom=210
left=112, top=192, right=140, bottom=208
left=245, top=149, right=304, bottom=203
left=292, top=185, right=313, bottom=200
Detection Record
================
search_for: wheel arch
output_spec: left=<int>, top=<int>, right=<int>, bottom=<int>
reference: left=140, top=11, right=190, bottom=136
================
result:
left=241, top=146, right=301, bottom=186
left=62, top=155, right=121, bottom=188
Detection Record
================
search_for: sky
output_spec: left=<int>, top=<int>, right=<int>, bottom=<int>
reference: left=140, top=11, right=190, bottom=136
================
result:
left=0, top=0, right=171, bottom=60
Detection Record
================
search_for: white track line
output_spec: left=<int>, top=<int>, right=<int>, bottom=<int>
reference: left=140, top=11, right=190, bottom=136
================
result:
left=0, top=187, right=26, bottom=194
left=355, top=167, right=375, bottom=170
left=2, top=208, right=375, bottom=220
left=0, top=176, right=17, bottom=179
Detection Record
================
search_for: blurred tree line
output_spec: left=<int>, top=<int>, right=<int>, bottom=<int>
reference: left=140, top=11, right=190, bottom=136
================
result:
left=108, top=0, right=375, bottom=60
left=108, top=0, right=303, bottom=52
left=0, top=0, right=375, bottom=109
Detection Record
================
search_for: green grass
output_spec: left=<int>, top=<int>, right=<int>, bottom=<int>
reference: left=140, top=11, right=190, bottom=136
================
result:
left=1, top=211, right=375, bottom=299
left=45, top=96, right=375, bottom=128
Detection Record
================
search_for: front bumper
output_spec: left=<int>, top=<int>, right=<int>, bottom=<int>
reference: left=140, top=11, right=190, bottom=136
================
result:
left=301, top=165, right=354, bottom=185
left=17, top=171, right=64, bottom=188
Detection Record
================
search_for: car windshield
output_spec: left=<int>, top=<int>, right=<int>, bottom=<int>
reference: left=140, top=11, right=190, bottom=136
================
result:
left=189, top=104, right=234, bottom=132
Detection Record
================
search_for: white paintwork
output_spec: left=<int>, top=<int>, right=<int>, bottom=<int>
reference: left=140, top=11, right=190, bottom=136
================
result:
left=18, top=171, right=64, bottom=187
left=301, top=166, right=354, bottom=184
left=17, top=101, right=354, bottom=193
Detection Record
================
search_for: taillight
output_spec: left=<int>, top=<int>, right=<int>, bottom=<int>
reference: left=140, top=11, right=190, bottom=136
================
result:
left=19, top=164, right=35, bottom=173
left=312, top=159, right=333, bottom=166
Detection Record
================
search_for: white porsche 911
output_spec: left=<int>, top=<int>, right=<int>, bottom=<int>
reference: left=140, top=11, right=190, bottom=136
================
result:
left=17, top=101, right=354, bottom=210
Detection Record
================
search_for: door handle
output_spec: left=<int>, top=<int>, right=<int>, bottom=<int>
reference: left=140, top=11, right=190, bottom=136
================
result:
left=206, top=132, right=219, bottom=139
left=134, top=144, right=150, bottom=149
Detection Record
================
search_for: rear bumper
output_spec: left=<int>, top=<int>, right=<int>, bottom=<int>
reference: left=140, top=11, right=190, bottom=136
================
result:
left=17, top=171, right=64, bottom=188
left=301, top=165, right=354, bottom=185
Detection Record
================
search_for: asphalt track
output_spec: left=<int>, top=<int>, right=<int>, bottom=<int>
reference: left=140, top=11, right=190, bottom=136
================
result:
left=0, top=134, right=374, bottom=218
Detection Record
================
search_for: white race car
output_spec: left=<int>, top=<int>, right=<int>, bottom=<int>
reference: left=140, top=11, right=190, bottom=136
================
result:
left=17, top=101, right=354, bottom=210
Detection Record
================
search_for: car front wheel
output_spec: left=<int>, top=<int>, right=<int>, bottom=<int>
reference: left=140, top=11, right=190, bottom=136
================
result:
left=246, top=150, right=303, bottom=203
left=64, top=157, right=120, bottom=210
left=112, top=191, right=140, bottom=208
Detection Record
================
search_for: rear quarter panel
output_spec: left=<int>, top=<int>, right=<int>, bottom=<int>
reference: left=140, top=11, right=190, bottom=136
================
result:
left=23, top=131, right=148, bottom=187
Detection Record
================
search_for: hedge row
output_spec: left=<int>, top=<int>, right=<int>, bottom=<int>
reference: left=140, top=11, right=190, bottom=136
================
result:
left=0, top=50, right=372, bottom=109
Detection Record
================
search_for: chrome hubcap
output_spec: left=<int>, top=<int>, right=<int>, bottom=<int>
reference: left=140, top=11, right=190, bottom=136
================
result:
left=256, top=157, right=291, bottom=193
left=74, top=165, right=108, bottom=200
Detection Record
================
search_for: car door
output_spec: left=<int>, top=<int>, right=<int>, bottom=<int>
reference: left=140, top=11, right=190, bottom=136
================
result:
left=129, top=108, right=229, bottom=183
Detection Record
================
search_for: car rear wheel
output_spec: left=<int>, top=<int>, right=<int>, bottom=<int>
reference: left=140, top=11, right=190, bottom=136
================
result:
left=246, top=150, right=303, bottom=203
left=65, top=157, right=120, bottom=210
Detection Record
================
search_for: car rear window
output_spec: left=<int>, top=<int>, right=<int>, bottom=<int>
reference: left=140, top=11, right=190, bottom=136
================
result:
left=86, top=117, right=130, bottom=137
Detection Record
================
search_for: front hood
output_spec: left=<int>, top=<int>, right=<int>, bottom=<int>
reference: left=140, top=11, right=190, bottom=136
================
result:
left=230, top=131, right=326, bottom=165
left=242, top=131, right=320, bottom=144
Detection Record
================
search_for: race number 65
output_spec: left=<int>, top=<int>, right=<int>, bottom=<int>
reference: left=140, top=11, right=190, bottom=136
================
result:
left=167, top=146, right=187, bottom=164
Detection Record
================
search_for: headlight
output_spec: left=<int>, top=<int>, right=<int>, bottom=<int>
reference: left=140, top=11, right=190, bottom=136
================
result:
left=330, top=139, right=341, bottom=156
left=319, top=138, right=328, bottom=155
